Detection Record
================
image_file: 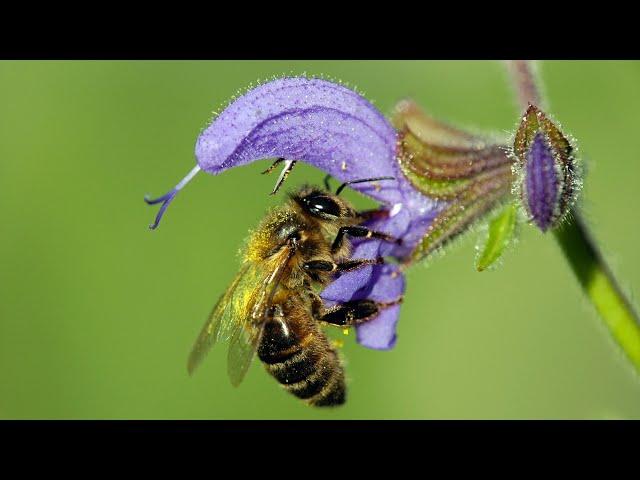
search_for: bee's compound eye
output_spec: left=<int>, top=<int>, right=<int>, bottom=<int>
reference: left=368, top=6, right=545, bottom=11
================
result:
left=303, top=194, right=341, bottom=218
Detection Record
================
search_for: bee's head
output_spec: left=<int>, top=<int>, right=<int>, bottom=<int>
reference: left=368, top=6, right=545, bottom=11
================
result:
left=290, top=176, right=395, bottom=222
left=291, top=187, right=355, bottom=221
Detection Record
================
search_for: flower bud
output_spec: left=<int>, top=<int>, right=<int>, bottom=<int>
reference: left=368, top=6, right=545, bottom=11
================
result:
left=513, top=104, right=580, bottom=232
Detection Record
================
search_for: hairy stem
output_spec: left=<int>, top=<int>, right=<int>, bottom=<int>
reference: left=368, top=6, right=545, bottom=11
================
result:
left=505, top=60, right=544, bottom=110
left=506, top=60, right=640, bottom=374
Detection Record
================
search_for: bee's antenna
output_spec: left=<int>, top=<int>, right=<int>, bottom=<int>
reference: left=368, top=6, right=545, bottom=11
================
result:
left=323, top=174, right=332, bottom=191
left=335, top=176, right=395, bottom=196
left=144, top=165, right=201, bottom=230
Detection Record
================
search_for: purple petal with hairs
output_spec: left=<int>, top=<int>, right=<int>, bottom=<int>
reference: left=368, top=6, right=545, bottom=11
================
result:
left=525, top=133, right=559, bottom=232
left=196, top=77, right=402, bottom=205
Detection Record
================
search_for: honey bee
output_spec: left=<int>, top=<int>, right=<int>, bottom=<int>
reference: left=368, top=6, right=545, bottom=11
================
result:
left=187, top=171, right=402, bottom=407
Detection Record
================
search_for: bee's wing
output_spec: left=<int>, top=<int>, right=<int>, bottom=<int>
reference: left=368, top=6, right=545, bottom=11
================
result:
left=186, top=262, right=255, bottom=376
left=225, top=246, right=297, bottom=387
left=226, top=322, right=262, bottom=387
left=187, top=245, right=296, bottom=385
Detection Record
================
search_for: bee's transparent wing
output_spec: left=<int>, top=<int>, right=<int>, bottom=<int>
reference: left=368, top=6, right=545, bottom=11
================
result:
left=227, top=322, right=263, bottom=387
left=225, top=246, right=296, bottom=387
left=187, top=263, right=254, bottom=375
left=187, top=245, right=295, bottom=384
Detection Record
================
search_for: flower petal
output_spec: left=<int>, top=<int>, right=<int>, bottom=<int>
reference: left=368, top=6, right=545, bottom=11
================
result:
left=355, top=264, right=405, bottom=350
left=195, top=77, right=401, bottom=204
left=524, top=133, right=559, bottom=231
left=356, top=304, right=402, bottom=350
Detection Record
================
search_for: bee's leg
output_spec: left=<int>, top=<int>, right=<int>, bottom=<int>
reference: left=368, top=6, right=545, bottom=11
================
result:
left=331, top=226, right=402, bottom=253
left=261, top=157, right=297, bottom=195
left=303, top=257, right=383, bottom=275
left=335, top=258, right=385, bottom=273
left=320, top=298, right=403, bottom=327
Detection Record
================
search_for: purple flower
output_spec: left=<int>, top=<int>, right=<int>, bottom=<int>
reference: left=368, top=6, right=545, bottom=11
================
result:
left=513, top=104, right=580, bottom=232
left=146, top=77, right=513, bottom=350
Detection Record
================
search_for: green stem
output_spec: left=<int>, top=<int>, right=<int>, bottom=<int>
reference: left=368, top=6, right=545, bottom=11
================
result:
left=554, top=209, right=640, bottom=373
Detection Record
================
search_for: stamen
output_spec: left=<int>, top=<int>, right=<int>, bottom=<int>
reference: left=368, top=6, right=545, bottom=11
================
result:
left=261, top=157, right=285, bottom=175
left=144, top=165, right=201, bottom=230
left=270, top=159, right=297, bottom=195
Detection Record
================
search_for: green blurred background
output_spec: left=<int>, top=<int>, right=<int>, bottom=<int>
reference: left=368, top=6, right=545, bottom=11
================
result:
left=1, top=61, right=639, bottom=419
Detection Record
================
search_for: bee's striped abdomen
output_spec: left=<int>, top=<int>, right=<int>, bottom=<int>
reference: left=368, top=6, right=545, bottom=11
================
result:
left=258, top=316, right=346, bottom=407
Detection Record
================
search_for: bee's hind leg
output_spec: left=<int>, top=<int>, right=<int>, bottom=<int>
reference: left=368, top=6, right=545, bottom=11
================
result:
left=319, top=298, right=403, bottom=327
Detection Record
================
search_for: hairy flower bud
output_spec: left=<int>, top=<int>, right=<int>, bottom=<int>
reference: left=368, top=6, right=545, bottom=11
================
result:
left=513, top=104, right=580, bottom=232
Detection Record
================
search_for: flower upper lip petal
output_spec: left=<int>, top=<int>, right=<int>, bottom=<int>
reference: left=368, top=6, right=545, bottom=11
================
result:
left=194, top=77, right=402, bottom=205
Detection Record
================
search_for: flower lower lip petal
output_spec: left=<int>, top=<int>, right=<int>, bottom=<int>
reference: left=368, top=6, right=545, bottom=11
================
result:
left=355, top=304, right=402, bottom=350
left=354, top=263, right=405, bottom=350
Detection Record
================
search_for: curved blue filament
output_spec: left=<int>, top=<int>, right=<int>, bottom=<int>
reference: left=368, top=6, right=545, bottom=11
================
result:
left=144, top=166, right=201, bottom=230
left=144, top=189, right=178, bottom=229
